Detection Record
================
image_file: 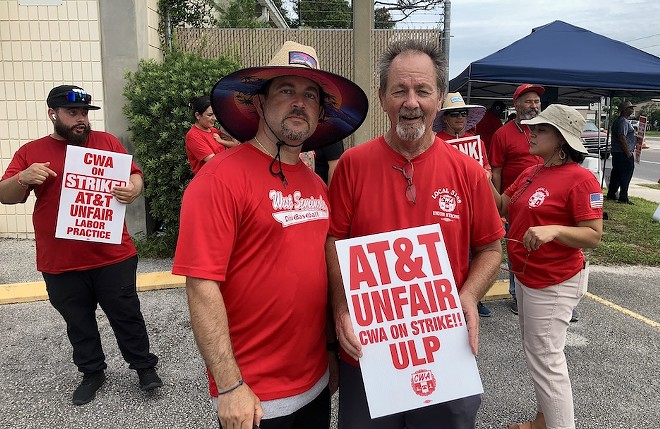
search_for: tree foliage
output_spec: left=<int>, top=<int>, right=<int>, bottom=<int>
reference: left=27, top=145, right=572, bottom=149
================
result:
left=290, top=0, right=439, bottom=28
left=214, top=0, right=271, bottom=28
left=294, top=0, right=352, bottom=28
left=157, top=0, right=216, bottom=49
left=123, top=50, right=240, bottom=254
left=375, top=0, right=444, bottom=23
left=375, top=7, right=396, bottom=29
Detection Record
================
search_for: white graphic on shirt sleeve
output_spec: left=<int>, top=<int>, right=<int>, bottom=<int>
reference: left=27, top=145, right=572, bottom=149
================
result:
left=269, top=190, right=329, bottom=227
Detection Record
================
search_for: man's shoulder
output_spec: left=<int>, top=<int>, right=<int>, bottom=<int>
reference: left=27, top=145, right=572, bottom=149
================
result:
left=344, top=136, right=382, bottom=157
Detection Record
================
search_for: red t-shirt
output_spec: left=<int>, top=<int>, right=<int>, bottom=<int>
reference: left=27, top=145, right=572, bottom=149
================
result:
left=172, top=143, right=329, bottom=401
left=504, top=163, right=602, bottom=288
left=475, top=110, right=503, bottom=156
left=489, top=121, right=543, bottom=191
left=1, top=132, right=140, bottom=273
left=185, top=125, right=226, bottom=175
left=436, top=130, right=492, bottom=172
left=329, top=136, right=505, bottom=364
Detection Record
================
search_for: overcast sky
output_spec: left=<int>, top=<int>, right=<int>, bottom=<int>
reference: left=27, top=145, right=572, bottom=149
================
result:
left=438, top=0, right=660, bottom=78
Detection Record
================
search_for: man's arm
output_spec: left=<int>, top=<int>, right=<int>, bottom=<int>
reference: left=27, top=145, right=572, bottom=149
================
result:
left=186, top=277, right=263, bottom=428
left=0, top=162, right=57, bottom=204
left=459, top=240, right=502, bottom=356
left=325, top=236, right=362, bottom=360
left=491, top=167, right=503, bottom=193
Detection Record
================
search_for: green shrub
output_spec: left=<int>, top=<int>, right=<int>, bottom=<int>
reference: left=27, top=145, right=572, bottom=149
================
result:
left=123, top=50, right=241, bottom=255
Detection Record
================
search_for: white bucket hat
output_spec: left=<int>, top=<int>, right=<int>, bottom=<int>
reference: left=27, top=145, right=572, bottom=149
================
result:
left=521, top=104, right=587, bottom=154
left=433, top=92, right=486, bottom=133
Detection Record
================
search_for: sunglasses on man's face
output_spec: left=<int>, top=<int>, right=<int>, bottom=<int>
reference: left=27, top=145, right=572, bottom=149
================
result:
left=447, top=110, right=468, bottom=118
left=66, top=90, right=92, bottom=104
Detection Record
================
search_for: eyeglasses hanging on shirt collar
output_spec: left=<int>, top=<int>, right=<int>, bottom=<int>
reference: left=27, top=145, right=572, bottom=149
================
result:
left=392, top=161, right=416, bottom=205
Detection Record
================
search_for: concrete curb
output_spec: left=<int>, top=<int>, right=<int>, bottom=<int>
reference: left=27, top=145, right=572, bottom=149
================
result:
left=0, top=272, right=185, bottom=305
left=0, top=274, right=510, bottom=305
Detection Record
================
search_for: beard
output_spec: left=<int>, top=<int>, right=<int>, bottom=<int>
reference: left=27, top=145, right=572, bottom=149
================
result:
left=395, top=107, right=426, bottom=141
left=54, top=119, right=91, bottom=145
left=279, top=108, right=312, bottom=142
left=518, top=107, right=540, bottom=121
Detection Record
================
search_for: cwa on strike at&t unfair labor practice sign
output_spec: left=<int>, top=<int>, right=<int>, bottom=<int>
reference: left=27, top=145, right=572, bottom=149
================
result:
left=55, top=145, right=132, bottom=244
left=335, top=224, right=483, bottom=418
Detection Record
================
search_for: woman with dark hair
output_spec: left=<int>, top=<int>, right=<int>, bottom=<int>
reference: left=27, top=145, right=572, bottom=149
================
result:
left=185, top=95, right=239, bottom=175
left=490, top=104, right=603, bottom=429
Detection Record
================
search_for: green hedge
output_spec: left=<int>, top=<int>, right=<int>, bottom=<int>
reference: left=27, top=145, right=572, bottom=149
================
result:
left=123, top=50, right=240, bottom=256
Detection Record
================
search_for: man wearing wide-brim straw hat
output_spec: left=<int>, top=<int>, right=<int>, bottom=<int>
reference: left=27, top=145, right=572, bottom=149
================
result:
left=173, top=41, right=368, bottom=429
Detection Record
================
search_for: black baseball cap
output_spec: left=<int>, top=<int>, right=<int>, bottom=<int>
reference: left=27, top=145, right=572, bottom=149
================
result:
left=47, top=85, right=100, bottom=110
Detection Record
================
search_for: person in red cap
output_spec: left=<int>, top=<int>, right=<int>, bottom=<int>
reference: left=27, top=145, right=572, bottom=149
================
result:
left=489, top=84, right=544, bottom=315
left=173, top=41, right=368, bottom=429
left=0, top=84, right=162, bottom=406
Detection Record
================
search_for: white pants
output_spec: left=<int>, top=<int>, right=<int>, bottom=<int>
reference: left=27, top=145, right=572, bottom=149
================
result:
left=515, top=265, right=589, bottom=429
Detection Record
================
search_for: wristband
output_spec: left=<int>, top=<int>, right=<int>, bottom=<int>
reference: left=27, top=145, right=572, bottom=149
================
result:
left=217, top=378, right=243, bottom=395
left=16, top=173, right=28, bottom=188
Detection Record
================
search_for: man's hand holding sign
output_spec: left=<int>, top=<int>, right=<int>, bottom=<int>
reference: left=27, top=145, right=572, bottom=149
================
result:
left=55, top=146, right=135, bottom=244
left=333, top=224, right=484, bottom=418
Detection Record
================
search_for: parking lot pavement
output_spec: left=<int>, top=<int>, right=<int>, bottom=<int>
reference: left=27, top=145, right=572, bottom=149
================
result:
left=1, top=266, right=658, bottom=429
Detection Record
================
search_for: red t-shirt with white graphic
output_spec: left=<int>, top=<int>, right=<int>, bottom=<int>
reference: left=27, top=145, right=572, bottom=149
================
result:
left=489, top=121, right=543, bottom=191
left=504, top=162, right=602, bottom=288
left=172, top=143, right=329, bottom=400
left=329, top=136, right=505, bottom=365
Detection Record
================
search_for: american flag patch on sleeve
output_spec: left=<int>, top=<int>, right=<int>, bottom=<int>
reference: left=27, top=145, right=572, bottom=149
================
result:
left=590, top=193, right=603, bottom=208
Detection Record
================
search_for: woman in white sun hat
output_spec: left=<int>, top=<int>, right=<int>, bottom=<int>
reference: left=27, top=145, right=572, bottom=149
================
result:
left=490, top=104, right=603, bottom=429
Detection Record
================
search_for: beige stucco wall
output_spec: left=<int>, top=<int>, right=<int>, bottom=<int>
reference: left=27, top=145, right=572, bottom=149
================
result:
left=0, top=0, right=161, bottom=238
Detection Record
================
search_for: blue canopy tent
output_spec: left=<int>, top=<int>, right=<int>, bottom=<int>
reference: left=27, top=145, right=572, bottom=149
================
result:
left=450, top=20, right=660, bottom=105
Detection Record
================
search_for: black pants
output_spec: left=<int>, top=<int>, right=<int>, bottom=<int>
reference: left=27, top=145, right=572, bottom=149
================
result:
left=338, top=360, right=481, bottom=429
left=219, top=387, right=330, bottom=429
left=44, top=255, right=158, bottom=374
left=607, top=152, right=635, bottom=202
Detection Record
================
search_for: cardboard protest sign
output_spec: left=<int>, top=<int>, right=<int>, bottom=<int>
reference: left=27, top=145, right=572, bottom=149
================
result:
left=55, top=146, right=132, bottom=244
left=335, top=224, right=483, bottom=418
left=445, top=135, right=485, bottom=168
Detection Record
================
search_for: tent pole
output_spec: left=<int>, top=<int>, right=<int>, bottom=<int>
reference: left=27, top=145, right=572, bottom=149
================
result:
left=601, top=94, right=613, bottom=189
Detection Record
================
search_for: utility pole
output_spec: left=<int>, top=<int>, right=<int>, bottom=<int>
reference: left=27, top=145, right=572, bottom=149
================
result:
left=442, top=0, right=451, bottom=90
left=352, top=0, right=373, bottom=146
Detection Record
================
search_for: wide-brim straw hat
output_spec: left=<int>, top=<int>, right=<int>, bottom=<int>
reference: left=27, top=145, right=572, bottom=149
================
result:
left=433, top=92, right=486, bottom=132
left=210, top=41, right=369, bottom=151
left=521, top=104, right=587, bottom=153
